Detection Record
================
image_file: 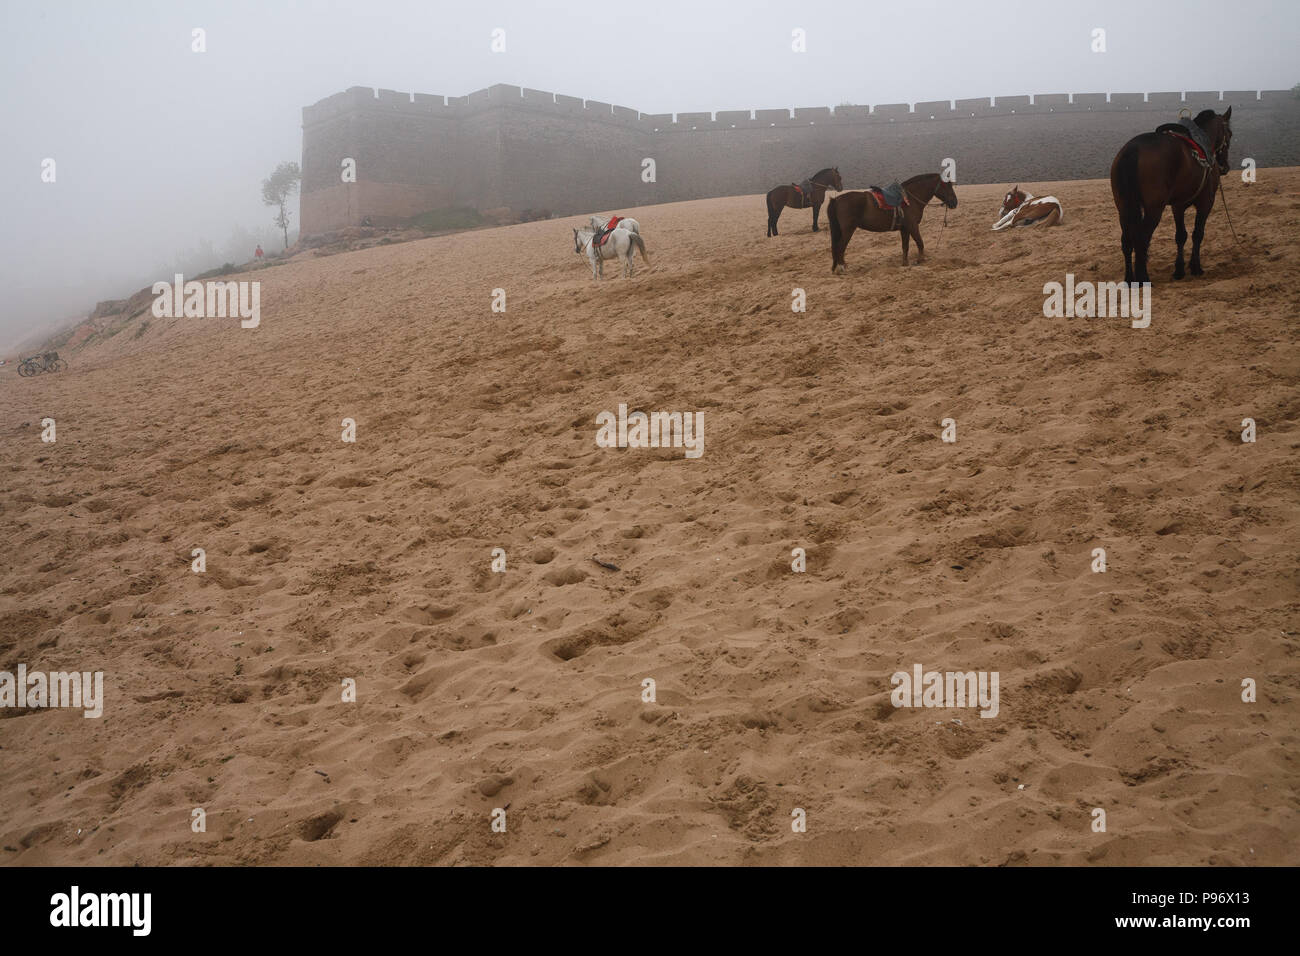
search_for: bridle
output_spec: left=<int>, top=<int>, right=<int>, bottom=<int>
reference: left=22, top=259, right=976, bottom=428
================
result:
left=898, top=177, right=955, bottom=250
left=1176, top=113, right=1244, bottom=256
left=998, top=189, right=1028, bottom=217
left=1189, top=123, right=1231, bottom=199
left=904, top=176, right=955, bottom=211
left=1212, top=130, right=1231, bottom=176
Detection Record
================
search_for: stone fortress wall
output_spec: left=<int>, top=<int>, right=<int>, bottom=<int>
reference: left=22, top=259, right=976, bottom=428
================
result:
left=300, top=84, right=1300, bottom=235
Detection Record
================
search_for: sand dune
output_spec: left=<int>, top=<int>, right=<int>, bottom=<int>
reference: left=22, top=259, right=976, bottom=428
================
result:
left=1, top=173, right=1297, bottom=866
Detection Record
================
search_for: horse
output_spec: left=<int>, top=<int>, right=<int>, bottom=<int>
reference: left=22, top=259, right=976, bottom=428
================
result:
left=827, top=172, right=958, bottom=274
left=1109, top=107, right=1232, bottom=283
left=766, top=167, right=843, bottom=236
left=589, top=215, right=641, bottom=235
left=992, top=187, right=1062, bottom=230
left=573, top=226, right=649, bottom=279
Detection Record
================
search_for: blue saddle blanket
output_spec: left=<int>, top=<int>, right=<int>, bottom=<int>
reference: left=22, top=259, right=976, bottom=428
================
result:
left=869, top=181, right=906, bottom=208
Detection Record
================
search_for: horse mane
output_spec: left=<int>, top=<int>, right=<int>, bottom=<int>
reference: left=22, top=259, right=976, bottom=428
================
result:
left=812, top=167, right=835, bottom=180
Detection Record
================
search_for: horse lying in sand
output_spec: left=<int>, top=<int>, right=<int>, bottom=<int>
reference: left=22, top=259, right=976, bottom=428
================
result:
left=573, top=226, right=649, bottom=279
left=589, top=215, right=640, bottom=235
left=992, top=187, right=1062, bottom=229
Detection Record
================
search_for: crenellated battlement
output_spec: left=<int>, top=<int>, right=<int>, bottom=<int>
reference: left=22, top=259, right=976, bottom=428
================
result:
left=299, top=83, right=1299, bottom=235
left=303, top=84, right=1281, bottom=130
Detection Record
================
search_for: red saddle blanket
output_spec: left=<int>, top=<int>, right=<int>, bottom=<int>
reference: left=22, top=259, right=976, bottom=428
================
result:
left=592, top=216, right=624, bottom=247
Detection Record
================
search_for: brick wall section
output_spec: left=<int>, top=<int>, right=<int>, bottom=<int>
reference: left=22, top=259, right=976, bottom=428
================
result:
left=300, top=86, right=1300, bottom=235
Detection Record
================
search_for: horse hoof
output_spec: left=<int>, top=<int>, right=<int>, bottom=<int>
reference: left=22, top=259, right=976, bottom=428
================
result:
left=1173, top=270, right=1184, bottom=281
left=1190, top=264, right=1204, bottom=276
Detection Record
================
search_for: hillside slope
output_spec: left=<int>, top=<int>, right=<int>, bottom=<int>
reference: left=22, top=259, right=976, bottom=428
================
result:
left=1, top=173, right=1297, bottom=866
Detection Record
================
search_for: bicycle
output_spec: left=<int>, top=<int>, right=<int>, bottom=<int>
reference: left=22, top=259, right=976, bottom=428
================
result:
left=17, top=351, right=67, bottom=376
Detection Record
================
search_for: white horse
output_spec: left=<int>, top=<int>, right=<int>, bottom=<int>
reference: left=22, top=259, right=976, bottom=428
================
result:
left=589, top=214, right=640, bottom=235
left=574, top=226, right=649, bottom=279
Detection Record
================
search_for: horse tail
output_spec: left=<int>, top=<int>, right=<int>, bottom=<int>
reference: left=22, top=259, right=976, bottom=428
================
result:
left=631, top=233, right=649, bottom=264
left=1112, top=142, right=1144, bottom=233
left=828, top=196, right=842, bottom=249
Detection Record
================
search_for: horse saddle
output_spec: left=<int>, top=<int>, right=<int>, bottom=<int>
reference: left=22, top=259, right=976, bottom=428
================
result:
left=867, top=181, right=907, bottom=210
left=1156, top=118, right=1213, bottom=167
left=791, top=180, right=816, bottom=207
left=866, top=181, right=908, bottom=228
left=592, top=215, right=624, bottom=247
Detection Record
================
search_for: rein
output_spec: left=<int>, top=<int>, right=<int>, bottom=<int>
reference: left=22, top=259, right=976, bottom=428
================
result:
left=1216, top=179, right=1248, bottom=252
left=904, top=177, right=950, bottom=209
left=902, top=179, right=951, bottom=252
left=1194, top=163, right=1209, bottom=200
left=931, top=202, right=950, bottom=253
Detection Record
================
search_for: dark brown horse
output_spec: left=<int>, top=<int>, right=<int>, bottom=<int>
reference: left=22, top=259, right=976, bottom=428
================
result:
left=827, top=173, right=958, bottom=274
left=1110, top=107, right=1232, bottom=283
left=766, top=167, right=842, bottom=236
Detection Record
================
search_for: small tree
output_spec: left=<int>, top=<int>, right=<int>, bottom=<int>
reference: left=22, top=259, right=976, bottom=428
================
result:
left=261, top=161, right=302, bottom=250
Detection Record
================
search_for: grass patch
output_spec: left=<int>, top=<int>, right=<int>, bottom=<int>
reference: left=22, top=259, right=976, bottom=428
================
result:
left=410, top=208, right=484, bottom=233
left=194, top=262, right=238, bottom=280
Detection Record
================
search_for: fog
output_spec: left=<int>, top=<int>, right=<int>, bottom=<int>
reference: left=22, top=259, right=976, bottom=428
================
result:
left=0, top=0, right=1295, bottom=350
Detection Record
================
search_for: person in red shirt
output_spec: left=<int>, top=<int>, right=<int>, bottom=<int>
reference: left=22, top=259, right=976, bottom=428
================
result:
left=254, top=245, right=264, bottom=260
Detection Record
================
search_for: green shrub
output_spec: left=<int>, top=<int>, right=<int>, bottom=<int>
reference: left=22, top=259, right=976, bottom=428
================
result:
left=195, top=262, right=237, bottom=280
left=410, top=208, right=484, bottom=232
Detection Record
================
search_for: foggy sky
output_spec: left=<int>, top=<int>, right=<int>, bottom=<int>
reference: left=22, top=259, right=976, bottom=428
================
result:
left=1, top=0, right=1296, bottom=350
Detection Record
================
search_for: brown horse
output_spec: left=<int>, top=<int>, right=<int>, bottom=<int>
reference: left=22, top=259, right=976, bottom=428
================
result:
left=1109, top=107, right=1232, bottom=283
left=766, top=167, right=842, bottom=236
left=827, top=173, right=958, bottom=274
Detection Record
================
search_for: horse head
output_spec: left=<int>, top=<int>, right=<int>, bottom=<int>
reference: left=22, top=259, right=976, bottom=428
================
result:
left=1194, top=108, right=1233, bottom=175
left=999, top=186, right=1025, bottom=217
left=831, top=167, right=843, bottom=192
left=935, top=176, right=959, bottom=210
